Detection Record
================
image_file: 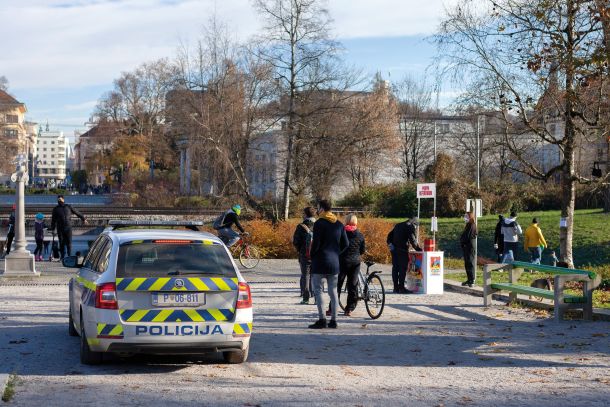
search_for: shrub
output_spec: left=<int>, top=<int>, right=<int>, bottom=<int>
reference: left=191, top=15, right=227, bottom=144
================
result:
left=174, top=196, right=212, bottom=208
left=337, top=182, right=417, bottom=217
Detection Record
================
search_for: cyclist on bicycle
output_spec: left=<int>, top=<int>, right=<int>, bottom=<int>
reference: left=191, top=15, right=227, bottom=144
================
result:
left=214, top=204, right=246, bottom=247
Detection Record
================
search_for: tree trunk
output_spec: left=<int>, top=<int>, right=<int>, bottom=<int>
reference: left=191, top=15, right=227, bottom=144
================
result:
left=559, top=0, right=576, bottom=267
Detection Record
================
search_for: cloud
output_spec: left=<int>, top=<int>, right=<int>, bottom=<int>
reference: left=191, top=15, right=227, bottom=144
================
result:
left=0, top=0, right=447, bottom=89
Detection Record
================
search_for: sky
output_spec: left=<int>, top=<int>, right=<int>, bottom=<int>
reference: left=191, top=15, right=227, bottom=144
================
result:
left=0, top=0, right=454, bottom=140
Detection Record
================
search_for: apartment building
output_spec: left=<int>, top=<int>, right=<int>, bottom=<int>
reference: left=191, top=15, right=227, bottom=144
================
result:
left=36, top=129, right=67, bottom=185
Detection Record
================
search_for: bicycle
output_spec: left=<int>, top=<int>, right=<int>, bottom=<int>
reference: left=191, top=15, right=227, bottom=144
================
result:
left=338, top=261, right=386, bottom=319
left=222, top=232, right=261, bottom=270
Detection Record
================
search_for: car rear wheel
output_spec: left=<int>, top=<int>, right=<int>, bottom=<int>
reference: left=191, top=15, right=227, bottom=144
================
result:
left=80, top=316, right=103, bottom=365
left=223, top=345, right=249, bottom=364
left=68, top=304, right=78, bottom=337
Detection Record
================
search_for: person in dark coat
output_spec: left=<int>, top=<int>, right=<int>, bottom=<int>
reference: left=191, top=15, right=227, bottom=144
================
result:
left=387, top=217, right=422, bottom=293
left=308, top=200, right=349, bottom=329
left=493, top=214, right=504, bottom=262
left=50, top=195, right=86, bottom=259
left=460, top=211, right=478, bottom=287
left=33, top=213, right=48, bottom=261
left=2, top=205, right=15, bottom=257
left=338, top=214, right=366, bottom=316
left=292, top=206, right=316, bottom=304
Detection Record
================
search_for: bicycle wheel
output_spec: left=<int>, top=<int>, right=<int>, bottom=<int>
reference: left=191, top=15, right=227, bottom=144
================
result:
left=364, top=274, right=385, bottom=319
left=239, top=244, right=260, bottom=269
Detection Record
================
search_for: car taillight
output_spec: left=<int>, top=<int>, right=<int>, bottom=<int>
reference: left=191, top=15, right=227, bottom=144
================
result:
left=95, top=282, right=118, bottom=309
left=236, top=282, right=252, bottom=309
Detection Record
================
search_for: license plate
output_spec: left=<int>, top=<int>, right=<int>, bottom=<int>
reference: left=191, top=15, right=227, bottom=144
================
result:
left=152, top=292, right=204, bottom=307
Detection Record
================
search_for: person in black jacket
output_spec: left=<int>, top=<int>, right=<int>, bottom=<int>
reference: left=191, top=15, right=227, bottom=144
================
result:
left=2, top=205, right=16, bottom=257
left=339, top=214, right=365, bottom=316
left=308, top=200, right=349, bottom=329
left=216, top=204, right=246, bottom=247
left=387, top=217, right=422, bottom=293
left=460, top=211, right=478, bottom=287
left=493, top=214, right=504, bottom=262
left=292, top=207, right=316, bottom=304
left=50, top=195, right=86, bottom=259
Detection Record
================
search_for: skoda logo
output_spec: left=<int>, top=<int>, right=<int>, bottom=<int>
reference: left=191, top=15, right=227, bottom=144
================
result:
left=175, top=279, right=185, bottom=288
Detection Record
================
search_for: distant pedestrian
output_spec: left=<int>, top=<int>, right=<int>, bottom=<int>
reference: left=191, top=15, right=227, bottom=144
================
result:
left=387, top=217, right=422, bottom=294
left=524, top=218, right=547, bottom=265
left=50, top=195, right=86, bottom=259
left=33, top=213, right=47, bottom=261
left=293, top=206, right=316, bottom=304
left=501, top=211, right=522, bottom=262
left=338, top=214, right=366, bottom=316
left=493, top=214, right=505, bottom=262
left=308, top=200, right=349, bottom=329
left=460, top=211, right=478, bottom=287
left=2, top=204, right=16, bottom=258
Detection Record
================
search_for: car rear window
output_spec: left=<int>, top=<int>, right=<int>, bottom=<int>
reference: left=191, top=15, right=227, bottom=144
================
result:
left=116, top=240, right=237, bottom=278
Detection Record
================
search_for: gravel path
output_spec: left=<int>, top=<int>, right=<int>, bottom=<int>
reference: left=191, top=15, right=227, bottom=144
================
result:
left=0, top=260, right=609, bottom=406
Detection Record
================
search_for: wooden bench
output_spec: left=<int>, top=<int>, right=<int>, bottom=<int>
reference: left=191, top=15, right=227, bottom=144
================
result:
left=483, top=261, right=601, bottom=321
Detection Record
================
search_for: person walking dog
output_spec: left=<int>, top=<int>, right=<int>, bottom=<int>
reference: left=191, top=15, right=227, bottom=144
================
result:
left=524, top=218, right=547, bottom=265
left=308, top=200, right=348, bottom=329
left=50, top=195, right=86, bottom=259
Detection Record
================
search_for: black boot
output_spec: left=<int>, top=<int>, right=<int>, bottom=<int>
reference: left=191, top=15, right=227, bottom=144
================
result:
left=308, top=319, right=327, bottom=329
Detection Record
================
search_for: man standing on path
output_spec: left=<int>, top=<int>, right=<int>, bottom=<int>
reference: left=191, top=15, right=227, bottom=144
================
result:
left=308, top=200, right=348, bottom=329
left=1, top=204, right=16, bottom=258
left=524, top=218, right=547, bottom=265
left=293, top=206, right=316, bottom=304
left=494, top=214, right=504, bottom=262
left=387, top=217, right=422, bottom=293
left=501, top=211, right=522, bottom=262
left=50, top=195, right=86, bottom=259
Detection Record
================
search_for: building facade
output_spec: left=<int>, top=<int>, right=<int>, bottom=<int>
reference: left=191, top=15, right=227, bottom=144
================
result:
left=35, top=129, right=67, bottom=186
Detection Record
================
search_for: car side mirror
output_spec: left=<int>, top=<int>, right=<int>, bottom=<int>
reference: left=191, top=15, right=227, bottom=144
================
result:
left=62, top=255, right=81, bottom=268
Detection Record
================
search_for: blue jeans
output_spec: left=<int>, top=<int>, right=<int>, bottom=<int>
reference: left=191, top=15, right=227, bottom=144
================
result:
left=529, top=247, right=542, bottom=264
left=312, top=274, right=338, bottom=321
left=218, top=228, right=240, bottom=247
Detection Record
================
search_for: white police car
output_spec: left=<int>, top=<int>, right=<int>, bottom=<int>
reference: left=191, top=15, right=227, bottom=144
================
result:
left=65, top=221, right=253, bottom=365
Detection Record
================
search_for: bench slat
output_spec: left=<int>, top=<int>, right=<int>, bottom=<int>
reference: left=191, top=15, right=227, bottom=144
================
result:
left=490, top=283, right=585, bottom=303
left=510, top=261, right=596, bottom=280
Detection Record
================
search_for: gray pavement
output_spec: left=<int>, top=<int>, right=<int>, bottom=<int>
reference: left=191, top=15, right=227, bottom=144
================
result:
left=0, top=260, right=609, bottom=406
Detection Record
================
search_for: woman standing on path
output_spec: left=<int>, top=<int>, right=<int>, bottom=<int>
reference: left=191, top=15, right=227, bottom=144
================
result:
left=338, top=214, right=366, bottom=316
left=460, top=211, right=478, bottom=287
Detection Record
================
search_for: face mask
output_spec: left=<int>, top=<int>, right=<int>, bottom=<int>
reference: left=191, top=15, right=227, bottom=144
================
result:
left=464, top=215, right=469, bottom=222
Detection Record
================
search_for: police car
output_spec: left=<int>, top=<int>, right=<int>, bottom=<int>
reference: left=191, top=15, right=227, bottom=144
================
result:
left=64, top=221, right=253, bottom=365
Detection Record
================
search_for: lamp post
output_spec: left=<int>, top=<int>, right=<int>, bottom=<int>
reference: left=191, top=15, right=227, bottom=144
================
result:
left=3, top=157, right=37, bottom=276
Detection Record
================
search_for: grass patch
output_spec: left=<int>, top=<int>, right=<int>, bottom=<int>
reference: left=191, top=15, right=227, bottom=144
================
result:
left=448, top=271, right=610, bottom=309
left=2, top=374, right=18, bottom=402
left=384, top=209, right=610, bottom=275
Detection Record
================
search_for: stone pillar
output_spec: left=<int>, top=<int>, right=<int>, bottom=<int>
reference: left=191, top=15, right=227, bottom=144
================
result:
left=3, top=164, right=37, bottom=276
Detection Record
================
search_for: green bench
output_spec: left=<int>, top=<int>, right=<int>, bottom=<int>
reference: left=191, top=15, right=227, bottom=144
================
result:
left=483, top=261, right=601, bottom=321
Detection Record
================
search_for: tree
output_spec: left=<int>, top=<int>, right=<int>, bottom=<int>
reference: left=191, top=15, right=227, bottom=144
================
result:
left=173, top=17, right=278, bottom=217
left=394, top=76, right=435, bottom=180
left=94, top=59, right=179, bottom=174
left=436, top=0, right=609, bottom=266
left=253, top=0, right=339, bottom=219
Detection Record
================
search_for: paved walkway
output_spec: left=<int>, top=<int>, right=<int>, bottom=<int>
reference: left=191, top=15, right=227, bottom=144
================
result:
left=0, top=260, right=608, bottom=406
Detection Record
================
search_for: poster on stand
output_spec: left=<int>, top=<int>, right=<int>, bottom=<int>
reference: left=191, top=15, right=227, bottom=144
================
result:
left=406, top=252, right=424, bottom=293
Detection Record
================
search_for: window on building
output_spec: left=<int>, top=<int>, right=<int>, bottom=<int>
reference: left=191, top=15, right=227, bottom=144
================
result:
left=4, top=129, right=18, bottom=137
left=43, top=154, right=47, bottom=158
left=6, top=115, right=18, bottom=124
left=50, top=154, right=54, bottom=158
left=256, top=172, right=261, bottom=182
left=441, top=123, right=450, bottom=133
